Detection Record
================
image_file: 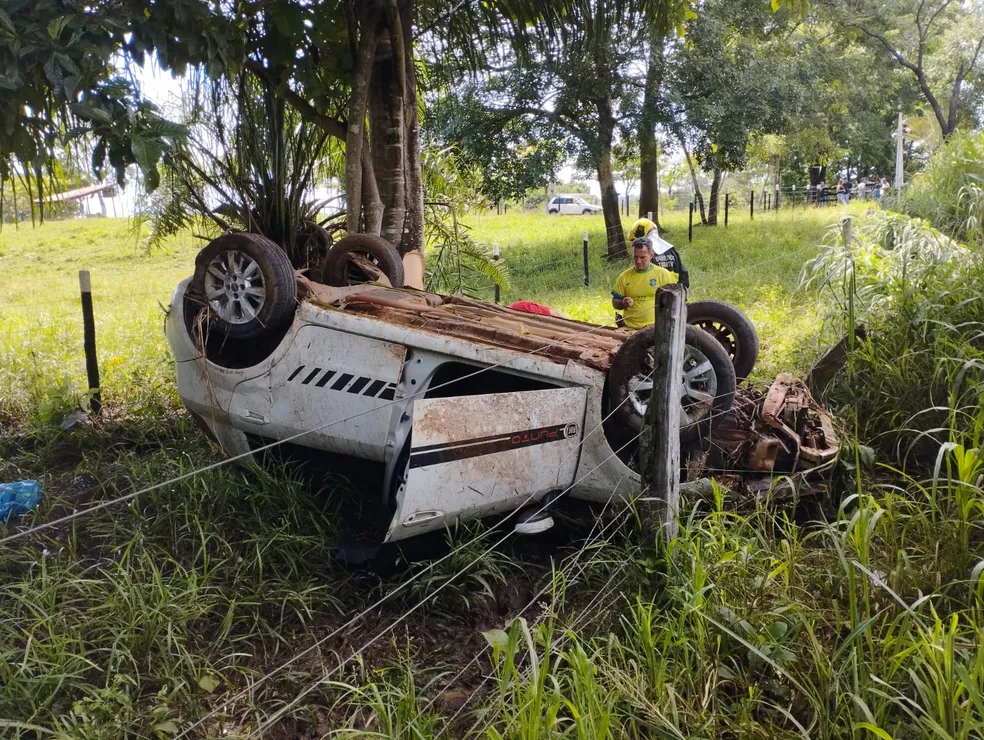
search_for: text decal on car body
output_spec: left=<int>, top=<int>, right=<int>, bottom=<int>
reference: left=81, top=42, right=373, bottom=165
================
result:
left=285, top=365, right=397, bottom=400
left=409, top=422, right=580, bottom=469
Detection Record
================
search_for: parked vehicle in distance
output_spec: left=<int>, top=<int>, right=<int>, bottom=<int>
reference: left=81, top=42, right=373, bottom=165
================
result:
left=546, top=195, right=603, bottom=215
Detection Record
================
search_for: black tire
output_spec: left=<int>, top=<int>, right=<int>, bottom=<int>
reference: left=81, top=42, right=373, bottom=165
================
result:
left=686, top=300, right=759, bottom=382
left=320, top=234, right=405, bottom=288
left=548, top=209, right=559, bottom=215
left=582, top=209, right=592, bottom=215
left=189, top=233, right=296, bottom=341
left=606, top=324, right=736, bottom=449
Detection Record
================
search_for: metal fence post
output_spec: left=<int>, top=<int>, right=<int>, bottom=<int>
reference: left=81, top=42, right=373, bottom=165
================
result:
left=582, top=231, right=589, bottom=287
left=750, top=191, right=754, bottom=220
left=79, top=270, right=101, bottom=415
left=725, top=191, right=730, bottom=227
left=688, top=202, right=694, bottom=242
left=641, top=283, right=685, bottom=541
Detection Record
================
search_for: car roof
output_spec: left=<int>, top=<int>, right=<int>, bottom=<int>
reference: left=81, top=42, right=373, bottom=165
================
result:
left=296, top=278, right=626, bottom=371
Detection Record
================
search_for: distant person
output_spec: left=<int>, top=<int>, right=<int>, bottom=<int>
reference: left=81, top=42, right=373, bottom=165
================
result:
left=855, top=180, right=866, bottom=200
left=836, top=179, right=848, bottom=205
left=625, top=217, right=690, bottom=289
left=611, top=238, right=677, bottom=330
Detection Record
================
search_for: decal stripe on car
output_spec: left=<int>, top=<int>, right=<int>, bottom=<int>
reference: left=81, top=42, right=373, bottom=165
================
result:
left=286, top=365, right=397, bottom=401
left=315, top=370, right=336, bottom=387
left=409, top=422, right=579, bottom=469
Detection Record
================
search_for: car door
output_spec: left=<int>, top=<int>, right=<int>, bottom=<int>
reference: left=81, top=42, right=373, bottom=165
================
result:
left=229, top=323, right=406, bottom=461
left=386, top=387, right=587, bottom=541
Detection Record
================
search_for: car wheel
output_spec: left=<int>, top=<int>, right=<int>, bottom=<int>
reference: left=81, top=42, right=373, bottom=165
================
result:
left=320, top=234, right=405, bottom=288
left=686, top=300, right=759, bottom=382
left=189, top=233, right=297, bottom=341
left=606, top=324, right=736, bottom=447
left=582, top=209, right=592, bottom=215
left=548, top=209, right=559, bottom=215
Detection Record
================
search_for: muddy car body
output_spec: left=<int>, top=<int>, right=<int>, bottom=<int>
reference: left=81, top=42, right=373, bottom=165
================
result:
left=166, top=276, right=653, bottom=543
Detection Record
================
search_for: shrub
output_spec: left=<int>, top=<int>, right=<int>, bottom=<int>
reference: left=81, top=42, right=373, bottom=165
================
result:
left=894, top=129, right=984, bottom=248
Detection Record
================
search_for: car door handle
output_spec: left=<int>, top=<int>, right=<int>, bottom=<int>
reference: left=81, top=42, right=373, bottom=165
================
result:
left=240, top=410, right=270, bottom=425
left=402, top=510, right=444, bottom=527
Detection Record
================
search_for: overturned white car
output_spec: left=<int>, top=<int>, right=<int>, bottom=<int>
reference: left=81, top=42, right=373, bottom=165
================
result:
left=165, top=234, right=747, bottom=543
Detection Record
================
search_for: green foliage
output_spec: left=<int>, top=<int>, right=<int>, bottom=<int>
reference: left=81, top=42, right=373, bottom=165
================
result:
left=895, top=129, right=984, bottom=247
left=422, top=145, right=510, bottom=295
left=140, top=75, right=342, bottom=268
left=670, top=0, right=796, bottom=174
left=0, top=0, right=239, bottom=194
left=806, top=208, right=984, bottom=468
left=840, top=0, right=984, bottom=137
left=427, top=83, right=570, bottom=203
left=0, top=206, right=910, bottom=739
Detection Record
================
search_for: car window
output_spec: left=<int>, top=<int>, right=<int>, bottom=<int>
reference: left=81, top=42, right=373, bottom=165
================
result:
left=574, top=197, right=586, bottom=205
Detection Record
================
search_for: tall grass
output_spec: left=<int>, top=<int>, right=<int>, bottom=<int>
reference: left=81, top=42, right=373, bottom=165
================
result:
left=893, top=130, right=984, bottom=248
left=11, top=202, right=983, bottom=738
left=805, top=210, right=984, bottom=469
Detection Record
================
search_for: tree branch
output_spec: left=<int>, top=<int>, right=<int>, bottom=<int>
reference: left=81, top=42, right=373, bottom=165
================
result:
left=244, top=59, right=347, bottom=141
left=488, top=105, right=585, bottom=137
left=853, top=23, right=949, bottom=134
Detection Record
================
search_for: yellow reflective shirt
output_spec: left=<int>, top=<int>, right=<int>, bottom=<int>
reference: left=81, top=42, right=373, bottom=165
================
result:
left=612, top=264, right=677, bottom=329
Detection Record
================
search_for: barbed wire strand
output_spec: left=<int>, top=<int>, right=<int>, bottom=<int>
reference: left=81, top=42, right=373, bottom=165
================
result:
left=241, top=428, right=646, bottom=739
left=0, top=315, right=627, bottom=547
left=173, top=368, right=647, bottom=739
left=414, top=492, right=635, bottom=732
left=456, top=558, right=633, bottom=737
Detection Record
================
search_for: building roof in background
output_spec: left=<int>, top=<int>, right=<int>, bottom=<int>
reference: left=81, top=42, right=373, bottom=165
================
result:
left=42, top=183, right=117, bottom=203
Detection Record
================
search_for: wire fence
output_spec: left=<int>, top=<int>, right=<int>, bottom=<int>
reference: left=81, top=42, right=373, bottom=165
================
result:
left=0, top=215, right=839, bottom=734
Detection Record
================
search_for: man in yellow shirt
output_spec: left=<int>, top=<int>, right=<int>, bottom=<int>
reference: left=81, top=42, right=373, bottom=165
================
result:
left=611, top=238, right=677, bottom=329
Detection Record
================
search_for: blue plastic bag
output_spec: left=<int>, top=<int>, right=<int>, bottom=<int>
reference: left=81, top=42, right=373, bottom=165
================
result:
left=0, top=480, right=43, bottom=523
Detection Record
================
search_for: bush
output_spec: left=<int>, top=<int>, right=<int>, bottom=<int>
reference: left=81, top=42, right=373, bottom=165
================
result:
left=894, top=129, right=984, bottom=248
left=806, top=210, right=984, bottom=468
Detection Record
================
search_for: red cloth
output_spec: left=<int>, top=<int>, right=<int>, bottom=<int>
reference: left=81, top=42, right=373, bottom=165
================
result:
left=508, top=300, right=553, bottom=316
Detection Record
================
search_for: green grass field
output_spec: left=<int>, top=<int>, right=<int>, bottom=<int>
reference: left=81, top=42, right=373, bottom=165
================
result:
left=12, top=204, right=963, bottom=740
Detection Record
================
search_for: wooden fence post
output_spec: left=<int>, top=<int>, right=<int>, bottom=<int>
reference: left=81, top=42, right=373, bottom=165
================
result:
left=582, top=231, right=589, bottom=286
left=492, top=244, right=501, bottom=304
left=79, top=270, right=101, bottom=415
left=641, top=283, right=686, bottom=541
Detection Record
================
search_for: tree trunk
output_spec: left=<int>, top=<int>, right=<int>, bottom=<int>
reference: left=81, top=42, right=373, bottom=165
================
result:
left=345, top=11, right=377, bottom=234
left=638, top=38, right=665, bottom=231
left=361, top=128, right=383, bottom=235
left=399, top=0, right=424, bottom=254
left=596, top=96, right=625, bottom=258
left=369, top=27, right=407, bottom=249
left=677, top=132, right=706, bottom=224
left=707, top=168, right=722, bottom=226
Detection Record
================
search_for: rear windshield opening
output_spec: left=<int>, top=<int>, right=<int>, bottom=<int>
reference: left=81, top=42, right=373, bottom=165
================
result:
left=425, top=362, right=558, bottom=399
